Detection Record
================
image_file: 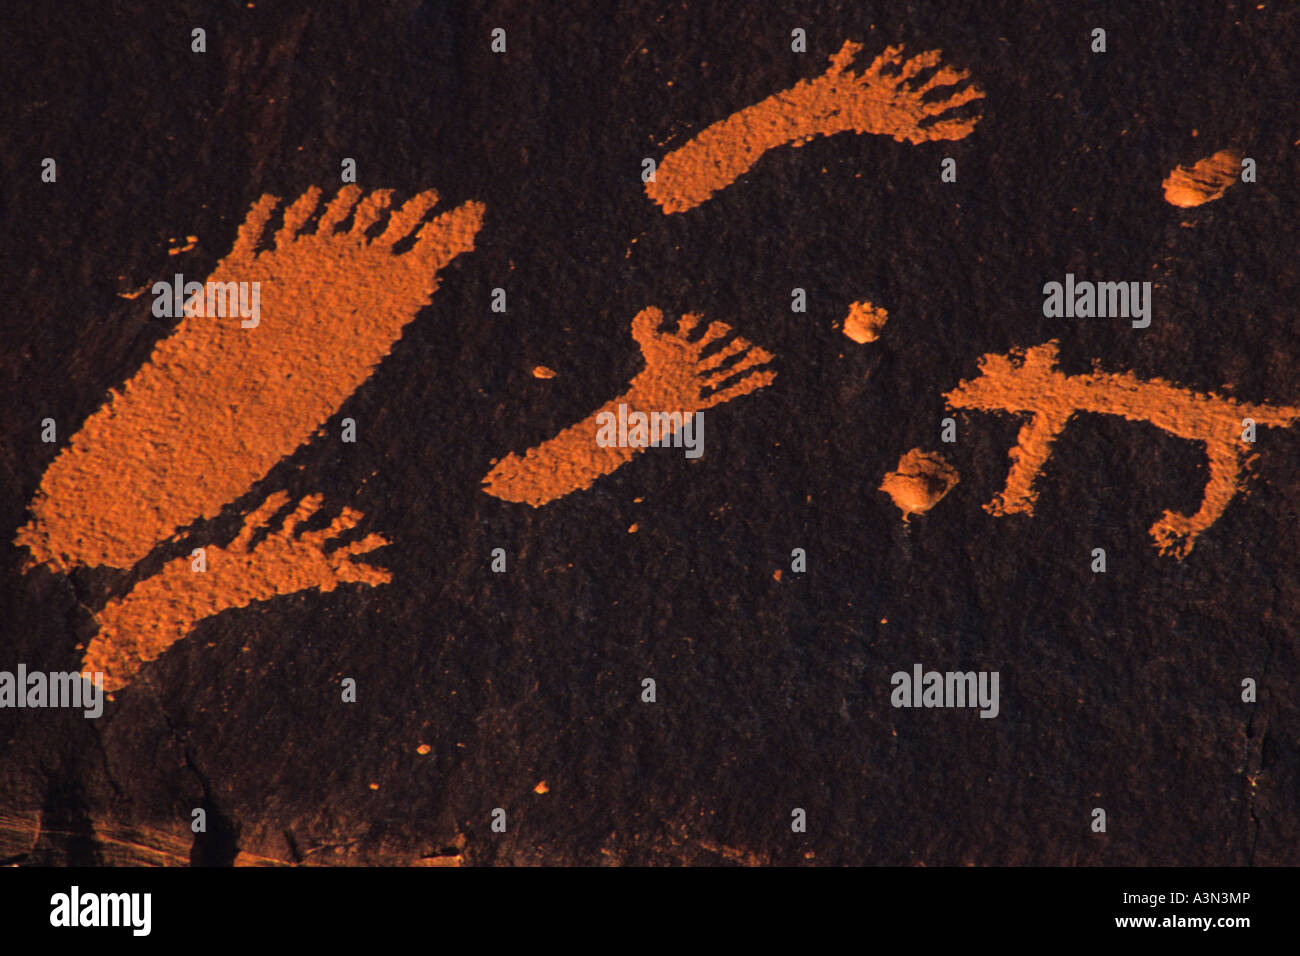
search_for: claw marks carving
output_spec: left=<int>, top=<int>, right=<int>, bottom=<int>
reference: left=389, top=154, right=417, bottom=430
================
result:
left=646, top=41, right=984, bottom=214
left=945, top=341, right=1300, bottom=558
left=482, top=309, right=775, bottom=506
left=17, top=185, right=483, bottom=688
left=88, top=492, right=391, bottom=692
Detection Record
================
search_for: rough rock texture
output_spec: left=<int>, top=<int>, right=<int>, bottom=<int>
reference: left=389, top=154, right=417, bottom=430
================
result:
left=1, top=0, right=1298, bottom=866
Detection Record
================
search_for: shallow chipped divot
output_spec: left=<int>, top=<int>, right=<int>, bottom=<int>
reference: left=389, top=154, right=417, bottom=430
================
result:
left=880, top=448, right=959, bottom=520
left=843, top=300, right=889, bottom=344
left=1162, top=149, right=1243, bottom=208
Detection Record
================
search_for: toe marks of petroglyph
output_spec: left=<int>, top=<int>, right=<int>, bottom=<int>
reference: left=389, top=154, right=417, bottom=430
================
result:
left=225, top=491, right=392, bottom=589
left=647, top=39, right=984, bottom=213
left=844, top=43, right=986, bottom=142
left=235, top=185, right=484, bottom=275
left=85, top=490, right=390, bottom=692
left=629, top=308, right=778, bottom=409
left=482, top=309, right=777, bottom=508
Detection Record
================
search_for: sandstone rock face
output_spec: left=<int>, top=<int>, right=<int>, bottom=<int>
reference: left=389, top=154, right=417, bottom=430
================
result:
left=1, top=0, right=1297, bottom=868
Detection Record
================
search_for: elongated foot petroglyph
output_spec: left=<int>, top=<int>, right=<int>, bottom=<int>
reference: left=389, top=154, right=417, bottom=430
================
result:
left=16, top=184, right=483, bottom=574
left=14, top=183, right=475, bottom=690
left=483, top=308, right=777, bottom=506
left=646, top=40, right=984, bottom=213
left=86, top=490, right=390, bottom=692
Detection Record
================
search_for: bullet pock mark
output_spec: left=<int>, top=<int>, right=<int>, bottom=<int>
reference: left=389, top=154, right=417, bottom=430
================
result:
left=944, top=340, right=1300, bottom=557
left=646, top=41, right=984, bottom=214
left=843, top=300, right=889, bottom=343
left=482, top=308, right=776, bottom=506
left=879, top=449, right=959, bottom=520
left=1162, top=149, right=1242, bottom=207
left=16, top=184, right=483, bottom=574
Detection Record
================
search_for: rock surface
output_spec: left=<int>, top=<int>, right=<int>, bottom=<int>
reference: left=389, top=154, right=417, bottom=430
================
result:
left=1, top=0, right=1297, bottom=866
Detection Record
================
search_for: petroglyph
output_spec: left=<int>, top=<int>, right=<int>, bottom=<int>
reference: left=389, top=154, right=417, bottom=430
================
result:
left=646, top=41, right=984, bottom=214
left=843, top=300, right=889, bottom=343
left=87, top=492, right=390, bottom=692
left=16, top=185, right=483, bottom=574
left=17, top=184, right=481, bottom=690
left=482, top=308, right=776, bottom=506
left=944, top=340, right=1300, bottom=557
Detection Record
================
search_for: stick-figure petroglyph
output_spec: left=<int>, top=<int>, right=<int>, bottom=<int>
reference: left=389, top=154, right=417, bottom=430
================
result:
left=945, top=340, right=1300, bottom=557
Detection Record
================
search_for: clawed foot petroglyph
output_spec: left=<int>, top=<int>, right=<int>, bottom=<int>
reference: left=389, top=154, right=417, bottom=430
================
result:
left=647, top=40, right=984, bottom=213
left=16, top=185, right=482, bottom=574
left=85, top=490, right=390, bottom=691
left=482, top=308, right=776, bottom=507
